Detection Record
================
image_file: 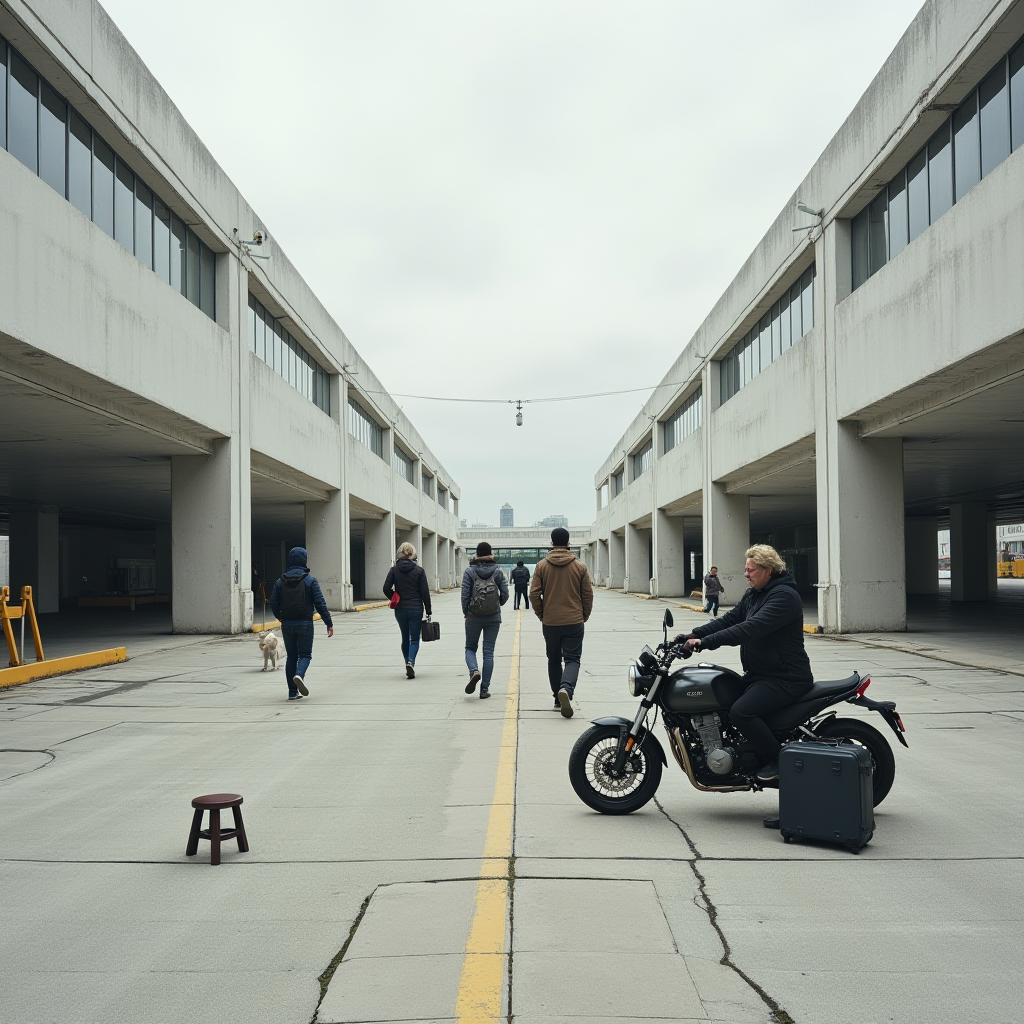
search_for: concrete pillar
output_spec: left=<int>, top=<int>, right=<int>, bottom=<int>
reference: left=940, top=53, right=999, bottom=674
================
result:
left=949, top=502, right=989, bottom=602
left=624, top=523, right=645, bottom=593
left=654, top=510, right=686, bottom=597
left=597, top=539, right=610, bottom=586
left=607, top=531, right=625, bottom=589
left=305, top=491, right=345, bottom=612
left=422, top=531, right=438, bottom=590
left=363, top=513, right=394, bottom=602
left=155, top=523, right=172, bottom=598
left=703, top=484, right=749, bottom=605
left=438, top=537, right=451, bottom=589
left=9, top=507, right=59, bottom=613
left=905, top=517, right=939, bottom=595
left=172, top=438, right=251, bottom=633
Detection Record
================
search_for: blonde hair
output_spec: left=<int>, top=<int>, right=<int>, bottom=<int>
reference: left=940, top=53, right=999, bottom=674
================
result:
left=745, top=544, right=786, bottom=573
left=397, top=542, right=417, bottom=560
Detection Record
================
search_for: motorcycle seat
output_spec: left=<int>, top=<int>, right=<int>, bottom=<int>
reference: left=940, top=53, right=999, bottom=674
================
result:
left=763, top=673, right=860, bottom=732
left=802, top=672, right=861, bottom=701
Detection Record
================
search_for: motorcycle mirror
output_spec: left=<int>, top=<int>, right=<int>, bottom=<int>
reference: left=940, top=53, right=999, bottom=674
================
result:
left=663, top=609, right=674, bottom=629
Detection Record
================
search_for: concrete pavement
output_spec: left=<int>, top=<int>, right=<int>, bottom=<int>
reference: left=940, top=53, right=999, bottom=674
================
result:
left=1, top=588, right=1021, bottom=1024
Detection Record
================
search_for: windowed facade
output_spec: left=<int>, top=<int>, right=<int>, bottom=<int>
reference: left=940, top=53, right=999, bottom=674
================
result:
left=852, top=32, right=1024, bottom=290
left=632, top=439, right=654, bottom=480
left=347, top=397, right=383, bottom=457
left=247, top=294, right=331, bottom=413
left=0, top=34, right=217, bottom=321
left=438, top=487, right=448, bottom=510
left=392, top=445, right=414, bottom=484
left=598, top=482, right=609, bottom=510
left=422, top=471, right=433, bottom=497
left=663, top=387, right=702, bottom=452
left=612, top=470, right=624, bottom=496
left=720, top=265, right=815, bottom=404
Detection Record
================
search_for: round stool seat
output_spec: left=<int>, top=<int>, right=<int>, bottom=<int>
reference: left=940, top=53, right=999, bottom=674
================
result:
left=191, top=793, right=243, bottom=809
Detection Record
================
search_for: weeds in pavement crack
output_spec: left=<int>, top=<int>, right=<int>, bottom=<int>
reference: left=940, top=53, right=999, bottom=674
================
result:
left=311, top=888, right=375, bottom=1023
left=654, top=796, right=796, bottom=1024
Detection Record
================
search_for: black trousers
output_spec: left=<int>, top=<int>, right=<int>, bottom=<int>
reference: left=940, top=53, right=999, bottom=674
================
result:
left=730, top=677, right=813, bottom=763
left=513, top=586, right=530, bottom=610
left=542, top=623, right=584, bottom=697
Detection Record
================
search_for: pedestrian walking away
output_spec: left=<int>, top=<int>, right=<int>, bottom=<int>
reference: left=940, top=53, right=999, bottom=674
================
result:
left=510, top=560, right=531, bottom=610
left=461, top=542, right=509, bottom=700
left=383, top=542, right=433, bottom=679
left=530, top=527, right=593, bottom=718
left=269, top=546, right=334, bottom=700
left=703, top=565, right=724, bottom=617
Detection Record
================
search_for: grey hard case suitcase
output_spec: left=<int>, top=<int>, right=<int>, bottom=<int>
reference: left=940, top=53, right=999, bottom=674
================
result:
left=778, top=741, right=874, bottom=852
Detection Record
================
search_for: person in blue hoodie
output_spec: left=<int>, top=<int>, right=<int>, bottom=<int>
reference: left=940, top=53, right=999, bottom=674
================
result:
left=460, top=541, right=509, bottom=700
left=270, top=546, right=334, bottom=700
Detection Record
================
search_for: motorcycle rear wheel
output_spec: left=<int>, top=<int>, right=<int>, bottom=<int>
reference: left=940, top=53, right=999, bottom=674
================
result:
left=568, top=724, right=663, bottom=814
left=815, top=717, right=896, bottom=806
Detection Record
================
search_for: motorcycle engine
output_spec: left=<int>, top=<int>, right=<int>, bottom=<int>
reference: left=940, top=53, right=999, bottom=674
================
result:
left=692, top=713, right=736, bottom=776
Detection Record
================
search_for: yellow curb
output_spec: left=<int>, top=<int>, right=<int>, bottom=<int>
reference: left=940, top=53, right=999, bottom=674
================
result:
left=803, top=624, right=823, bottom=634
left=352, top=601, right=389, bottom=612
left=0, top=647, right=128, bottom=689
left=251, top=614, right=323, bottom=633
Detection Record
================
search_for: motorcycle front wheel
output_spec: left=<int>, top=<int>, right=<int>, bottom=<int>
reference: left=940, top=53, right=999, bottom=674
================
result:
left=815, top=717, right=896, bottom=806
left=568, top=724, right=663, bottom=814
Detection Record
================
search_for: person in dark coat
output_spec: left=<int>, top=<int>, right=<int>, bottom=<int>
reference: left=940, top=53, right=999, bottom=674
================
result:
left=270, top=546, right=334, bottom=701
left=682, top=544, right=812, bottom=782
left=461, top=541, right=509, bottom=699
left=383, top=542, right=432, bottom=679
left=702, top=565, right=724, bottom=616
left=510, top=561, right=531, bottom=610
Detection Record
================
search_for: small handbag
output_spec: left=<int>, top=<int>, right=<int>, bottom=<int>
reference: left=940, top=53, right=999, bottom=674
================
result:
left=421, top=617, right=441, bottom=642
left=389, top=591, right=400, bottom=608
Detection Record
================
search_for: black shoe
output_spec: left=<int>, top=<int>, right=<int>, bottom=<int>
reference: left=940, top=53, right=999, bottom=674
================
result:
left=466, top=670, right=480, bottom=694
left=406, top=662, right=415, bottom=679
left=479, top=688, right=491, bottom=699
left=552, top=699, right=561, bottom=711
left=288, top=692, right=303, bottom=701
left=756, top=761, right=780, bottom=782
left=557, top=688, right=574, bottom=718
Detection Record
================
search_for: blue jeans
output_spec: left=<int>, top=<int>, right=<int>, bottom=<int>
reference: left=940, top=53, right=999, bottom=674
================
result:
left=281, top=621, right=314, bottom=694
left=465, top=618, right=500, bottom=689
left=394, top=608, right=422, bottom=665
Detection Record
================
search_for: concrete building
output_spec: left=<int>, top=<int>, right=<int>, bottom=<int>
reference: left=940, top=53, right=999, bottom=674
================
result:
left=592, top=0, right=1024, bottom=632
left=536, top=515, right=569, bottom=529
left=500, top=503, right=514, bottom=527
left=458, top=526, right=591, bottom=570
left=0, top=0, right=461, bottom=633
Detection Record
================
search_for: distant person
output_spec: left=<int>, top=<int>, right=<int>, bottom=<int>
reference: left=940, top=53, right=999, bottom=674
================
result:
left=461, top=542, right=509, bottom=700
left=270, top=546, right=334, bottom=701
left=530, top=528, right=593, bottom=718
left=510, top=561, right=531, bottom=610
left=383, top=542, right=432, bottom=679
left=703, top=566, right=724, bottom=617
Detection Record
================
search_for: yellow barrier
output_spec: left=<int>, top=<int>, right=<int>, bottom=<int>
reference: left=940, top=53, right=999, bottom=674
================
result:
left=1, top=585, right=44, bottom=667
left=0, top=647, right=128, bottom=690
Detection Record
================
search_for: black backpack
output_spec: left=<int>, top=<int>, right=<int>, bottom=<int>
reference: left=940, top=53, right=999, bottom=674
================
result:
left=467, top=568, right=500, bottom=616
left=278, top=572, right=311, bottom=620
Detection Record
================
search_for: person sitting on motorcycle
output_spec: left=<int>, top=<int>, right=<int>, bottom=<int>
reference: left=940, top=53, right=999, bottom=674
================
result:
left=680, top=544, right=812, bottom=783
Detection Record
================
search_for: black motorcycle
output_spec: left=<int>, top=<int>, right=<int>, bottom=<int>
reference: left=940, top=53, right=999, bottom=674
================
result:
left=568, top=610, right=908, bottom=815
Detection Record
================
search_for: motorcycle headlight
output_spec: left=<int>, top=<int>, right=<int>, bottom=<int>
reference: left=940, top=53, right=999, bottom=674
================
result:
left=628, top=664, right=651, bottom=697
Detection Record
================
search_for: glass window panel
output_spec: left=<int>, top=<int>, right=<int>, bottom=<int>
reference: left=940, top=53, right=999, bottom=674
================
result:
left=868, top=193, right=888, bottom=276
left=888, top=169, right=908, bottom=258
left=780, top=293, right=792, bottom=350
left=0, top=42, right=7, bottom=150
left=92, top=136, right=115, bottom=237
left=186, top=230, right=200, bottom=305
left=8, top=52, right=38, bottom=173
left=928, top=121, right=953, bottom=222
left=953, top=92, right=980, bottom=201
left=39, top=82, right=66, bottom=196
left=801, top=268, right=814, bottom=333
left=68, top=111, right=91, bottom=216
left=790, top=283, right=803, bottom=339
left=134, top=181, right=153, bottom=270
left=1011, top=43, right=1024, bottom=151
left=770, top=302, right=781, bottom=361
left=851, top=209, right=869, bottom=289
left=907, top=149, right=928, bottom=242
left=758, top=316, right=771, bottom=372
left=247, top=295, right=256, bottom=353
left=979, top=62, right=1009, bottom=177
left=252, top=303, right=263, bottom=360
left=274, top=322, right=285, bottom=375
left=200, top=243, right=215, bottom=318
left=153, top=199, right=170, bottom=282
left=114, top=159, right=134, bottom=253
left=170, top=215, right=186, bottom=293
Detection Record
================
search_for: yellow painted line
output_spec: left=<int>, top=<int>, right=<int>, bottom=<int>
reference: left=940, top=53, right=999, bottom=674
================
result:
left=0, top=647, right=128, bottom=689
left=454, top=610, right=521, bottom=1024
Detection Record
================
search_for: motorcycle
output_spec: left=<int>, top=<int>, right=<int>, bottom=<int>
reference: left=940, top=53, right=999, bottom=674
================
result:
left=568, top=609, right=908, bottom=815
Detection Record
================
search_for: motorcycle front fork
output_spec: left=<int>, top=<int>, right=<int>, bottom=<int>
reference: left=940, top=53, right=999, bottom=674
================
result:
left=612, top=697, right=656, bottom=774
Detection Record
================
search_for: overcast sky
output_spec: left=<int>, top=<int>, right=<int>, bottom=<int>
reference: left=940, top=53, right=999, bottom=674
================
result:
left=104, top=0, right=923, bottom=528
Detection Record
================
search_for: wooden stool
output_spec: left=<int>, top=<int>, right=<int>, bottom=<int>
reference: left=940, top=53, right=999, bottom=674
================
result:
left=186, top=793, right=249, bottom=865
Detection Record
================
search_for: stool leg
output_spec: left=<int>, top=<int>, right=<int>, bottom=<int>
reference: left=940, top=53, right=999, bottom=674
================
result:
left=186, top=807, right=204, bottom=857
left=232, top=805, right=249, bottom=853
left=209, top=808, right=221, bottom=866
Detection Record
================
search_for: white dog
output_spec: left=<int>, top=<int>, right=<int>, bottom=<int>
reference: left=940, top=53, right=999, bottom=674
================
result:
left=258, top=630, right=281, bottom=671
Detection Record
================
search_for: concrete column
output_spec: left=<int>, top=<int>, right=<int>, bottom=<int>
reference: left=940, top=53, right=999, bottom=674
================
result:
left=654, top=510, right=686, bottom=597
left=949, top=502, right=989, bottom=602
left=305, top=491, right=345, bottom=612
left=438, top=537, right=451, bottom=589
left=624, top=523, right=648, bottom=593
left=422, top=531, right=438, bottom=590
left=597, top=539, right=610, bottom=586
left=9, top=507, right=59, bottom=613
left=702, top=484, right=749, bottom=605
left=905, top=517, right=939, bottom=595
left=607, top=531, right=625, bottom=589
left=363, top=513, right=394, bottom=602
left=448, top=540, right=456, bottom=587
left=172, top=438, right=250, bottom=633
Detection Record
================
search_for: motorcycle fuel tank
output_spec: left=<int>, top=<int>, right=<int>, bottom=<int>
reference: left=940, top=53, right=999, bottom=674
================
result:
left=662, top=665, right=747, bottom=713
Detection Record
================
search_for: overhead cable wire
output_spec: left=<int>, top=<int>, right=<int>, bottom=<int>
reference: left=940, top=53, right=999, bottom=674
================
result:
left=354, top=381, right=694, bottom=406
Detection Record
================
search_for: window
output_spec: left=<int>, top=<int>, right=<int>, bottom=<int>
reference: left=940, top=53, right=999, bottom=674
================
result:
left=633, top=439, right=653, bottom=480
left=422, top=471, right=433, bottom=497
left=887, top=168, right=908, bottom=258
left=393, top=445, right=414, bottom=484
left=347, top=396, right=383, bottom=455
left=0, top=35, right=217, bottom=321
left=928, top=122, right=953, bottom=222
left=438, top=487, right=448, bottom=510
left=979, top=64, right=1009, bottom=177
left=598, top=482, right=609, bottom=510
left=664, top=387, right=702, bottom=453
left=1011, top=41, right=1024, bottom=151
left=612, top=470, right=624, bottom=496
left=953, top=93, right=980, bottom=201
left=248, top=293, right=331, bottom=413
left=907, top=149, right=928, bottom=242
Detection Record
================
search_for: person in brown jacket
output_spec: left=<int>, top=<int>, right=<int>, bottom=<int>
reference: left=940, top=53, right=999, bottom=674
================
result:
left=530, top=527, right=594, bottom=718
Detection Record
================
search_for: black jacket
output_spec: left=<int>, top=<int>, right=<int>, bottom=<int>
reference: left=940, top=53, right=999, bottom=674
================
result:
left=691, top=572, right=812, bottom=685
left=383, top=558, right=432, bottom=615
left=461, top=558, right=509, bottom=621
left=510, top=566, right=531, bottom=590
left=270, top=546, right=334, bottom=628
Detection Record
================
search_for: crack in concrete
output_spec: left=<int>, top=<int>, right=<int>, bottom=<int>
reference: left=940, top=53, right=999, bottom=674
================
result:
left=0, top=747, right=55, bottom=781
left=654, top=796, right=796, bottom=1024
left=311, top=887, right=376, bottom=1023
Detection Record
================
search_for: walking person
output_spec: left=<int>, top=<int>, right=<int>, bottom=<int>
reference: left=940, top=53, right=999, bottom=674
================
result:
left=383, top=542, right=432, bottom=679
left=530, top=528, right=593, bottom=718
left=703, top=565, right=724, bottom=617
left=270, top=546, right=334, bottom=701
left=461, top=542, right=509, bottom=700
left=510, top=561, right=531, bottom=610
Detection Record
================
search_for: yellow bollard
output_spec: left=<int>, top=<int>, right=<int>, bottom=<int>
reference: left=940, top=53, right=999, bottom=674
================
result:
left=0, top=586, right=45, bottom=667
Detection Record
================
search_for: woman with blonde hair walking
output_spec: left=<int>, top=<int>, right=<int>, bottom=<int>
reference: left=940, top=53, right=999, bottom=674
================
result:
left=383, top=542, right=432, bottom=678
